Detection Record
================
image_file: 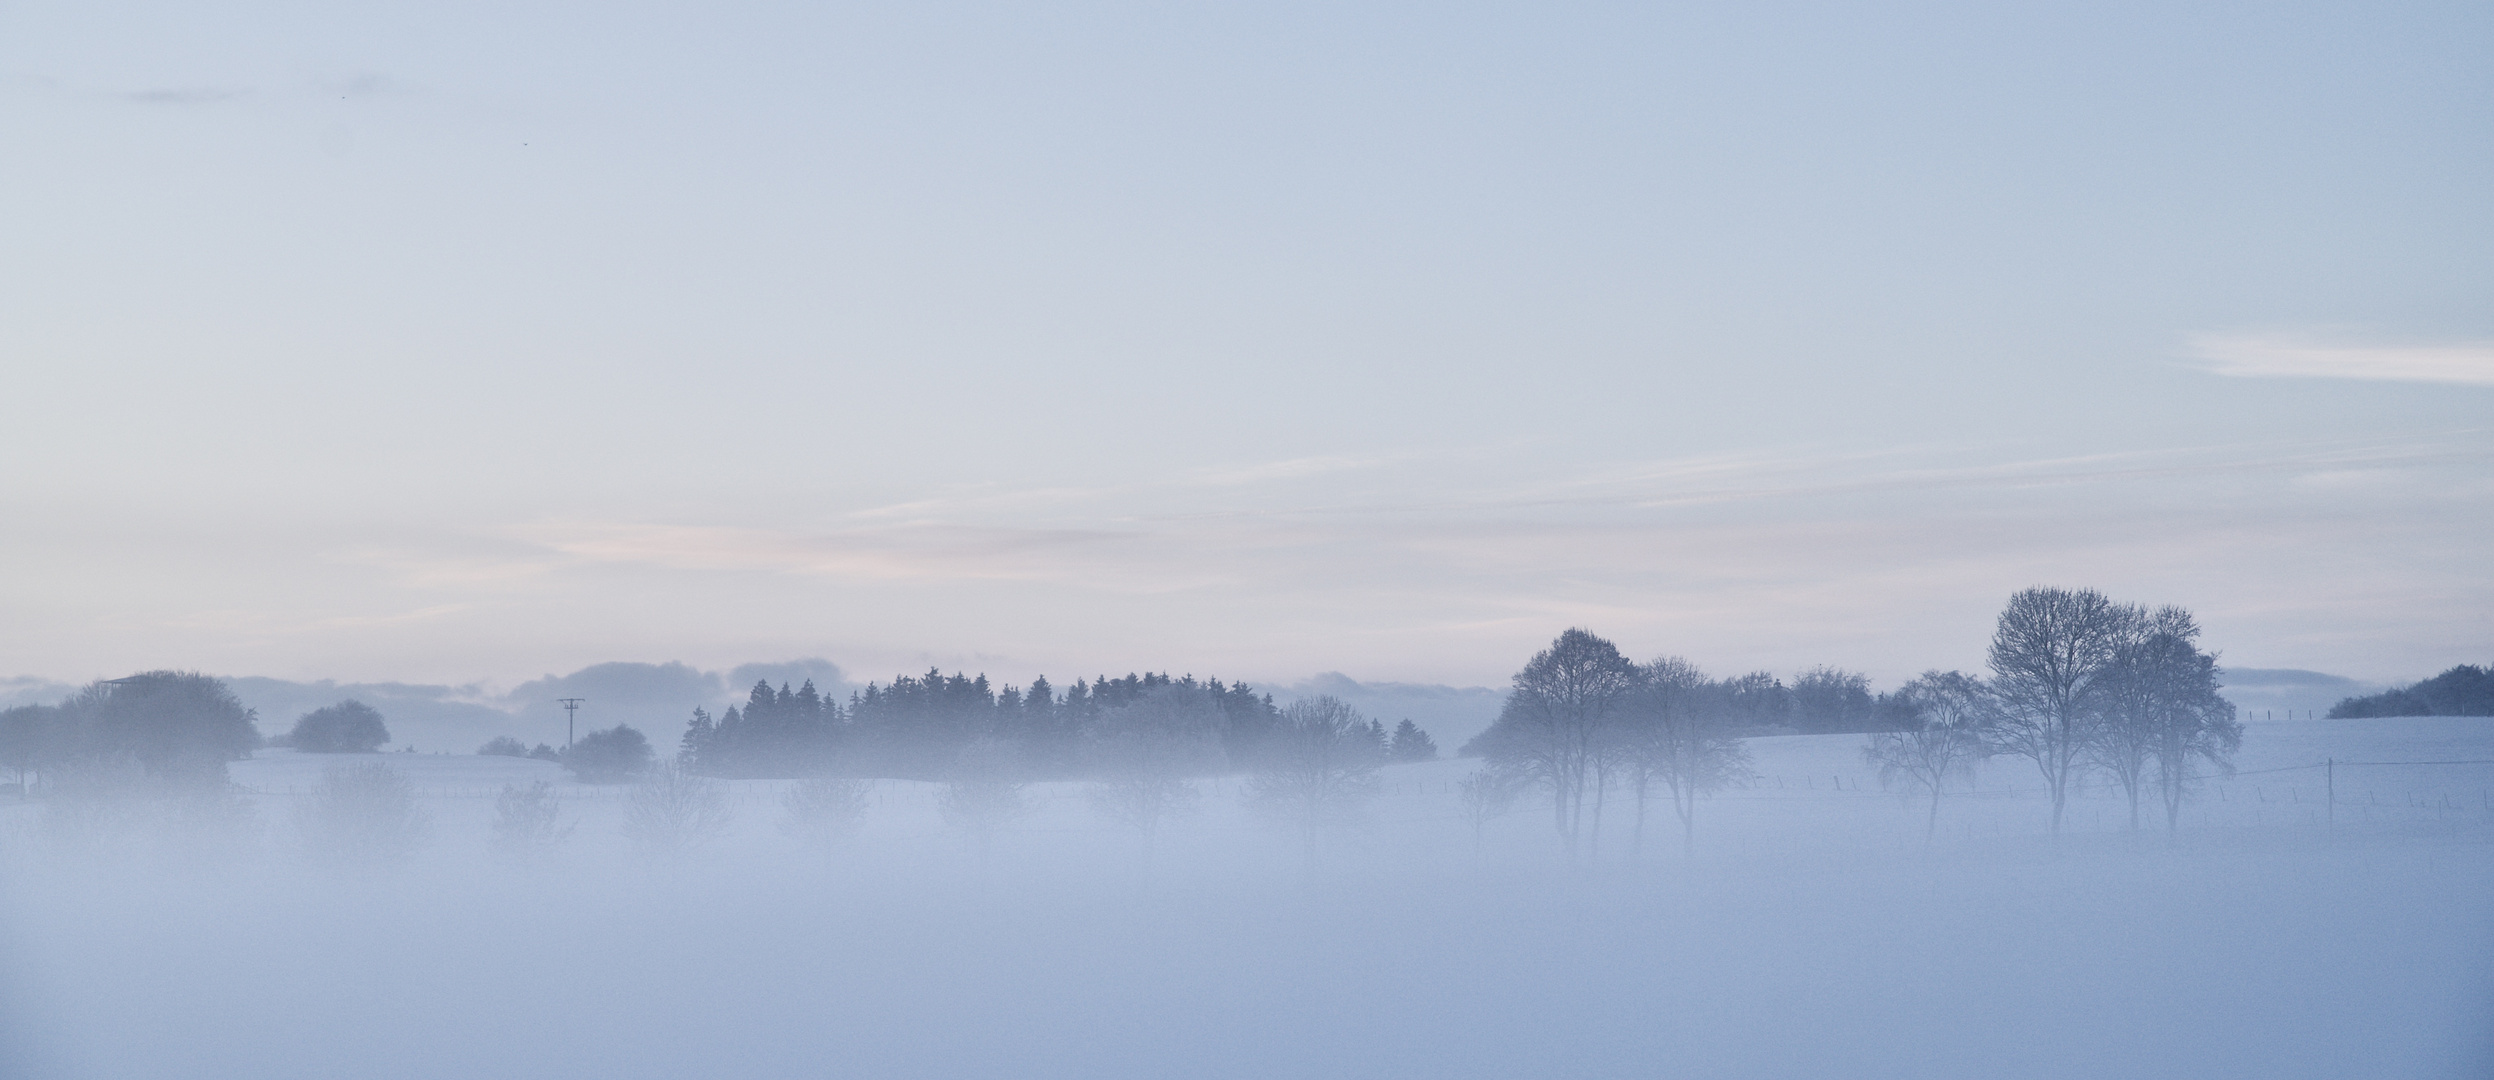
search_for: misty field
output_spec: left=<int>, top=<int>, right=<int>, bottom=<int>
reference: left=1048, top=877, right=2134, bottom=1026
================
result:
left=3, top=716, right=2488, bottom=1080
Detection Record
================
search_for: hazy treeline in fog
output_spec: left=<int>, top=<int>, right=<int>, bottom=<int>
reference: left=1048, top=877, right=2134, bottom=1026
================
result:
left=0, top=586, right=2248, bottom=862
left=540, top=663, right=1913, bottom=787
left=1465, top=587, right=2244, bottom=855
left=4, top=590, right=2488, bottom=1080
left=2327, top=661, right=2494, bottom=718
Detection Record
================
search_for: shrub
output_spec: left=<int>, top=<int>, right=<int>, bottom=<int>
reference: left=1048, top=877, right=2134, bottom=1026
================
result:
left=780, top=776, right=872, bottom=849
left=491, top=780, right=570, bottom=858
left=299, top=762, right=429, bottom=860
left=478, top=736, right=529, bottom=757
left=623, top=763, right=733, bottom=856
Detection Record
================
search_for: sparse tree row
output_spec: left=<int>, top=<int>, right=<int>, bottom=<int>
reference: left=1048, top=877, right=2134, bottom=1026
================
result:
left=1, top=587, right=2249, bottom=864
left=1463, top=587, right=2246, bottom=853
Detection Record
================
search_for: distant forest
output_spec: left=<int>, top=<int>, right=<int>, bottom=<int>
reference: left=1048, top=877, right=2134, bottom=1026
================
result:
left=679, top=671, right=1427, bottom=781
left=664, top=664, right=1912, bottom=782
left=2327, top=663, right=2494, bottom=718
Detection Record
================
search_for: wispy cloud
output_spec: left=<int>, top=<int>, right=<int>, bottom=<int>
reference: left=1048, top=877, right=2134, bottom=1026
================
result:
left=519, top=521, right=1136, bottom=583
left=120, top=86, right=249, bottom=105
left=2189, top=332, right=2494, bottom=387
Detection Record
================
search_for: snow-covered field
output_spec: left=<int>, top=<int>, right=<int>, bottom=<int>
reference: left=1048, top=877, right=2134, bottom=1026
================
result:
left=3, top=716, right=2489, bottom=1079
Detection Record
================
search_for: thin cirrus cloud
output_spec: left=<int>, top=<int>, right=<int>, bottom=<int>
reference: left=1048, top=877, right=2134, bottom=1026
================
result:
left=118, top=86, right=250, bottom=105
left=517, top=521, right=1140, bottom=584
left=2188, top=333, right=2494, bottom=387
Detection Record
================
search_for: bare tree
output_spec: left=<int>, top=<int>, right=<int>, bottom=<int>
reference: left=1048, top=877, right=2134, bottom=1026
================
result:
left=2136, top=635, right=2244, bottom=836
left=1084, top=686, right=1224, bottom=855
left=1455, top=767, right=1521, bottom=851
left=938, top=738, right=1028, bottom=857
left=1863, top=671, right=1992, bottom=842
left=623, top=762, right=733, bottom=856
left=1464, top=628, right=1638, bottom=855
left=490, top=780, right=571, bottom=860
left=1246, top=695, right=1386, bottom=864
left=1618, top=657, right=1752, bottom=857
left=2090, top=606, right=2202, bottom=830
left=1983, top=587, right=2140, bottom=835
left=780, top=777, right=873, bottom=851
left=299, top=762, right=429, bottom=861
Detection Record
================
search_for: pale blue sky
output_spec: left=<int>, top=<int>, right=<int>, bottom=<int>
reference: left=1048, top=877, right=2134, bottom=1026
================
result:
left=4, top=0, right=2488, bottom=690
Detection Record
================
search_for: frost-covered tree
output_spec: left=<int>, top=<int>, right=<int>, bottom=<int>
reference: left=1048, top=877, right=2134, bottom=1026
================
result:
left=1983, top=588, right=2139, bottom=835
left=1463, top=629, right=1638, bottom=854
left=1863, top=671, right=1992, bottom=842
left=286, top=700, right=391, bottom=753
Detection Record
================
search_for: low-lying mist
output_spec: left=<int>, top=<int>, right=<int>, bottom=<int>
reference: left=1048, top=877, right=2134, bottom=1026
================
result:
left=4, top=715, right=2489, bottom=1080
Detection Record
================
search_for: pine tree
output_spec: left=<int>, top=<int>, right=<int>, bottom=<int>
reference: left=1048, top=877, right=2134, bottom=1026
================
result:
left=1389, top=719, right=1438, bottom=762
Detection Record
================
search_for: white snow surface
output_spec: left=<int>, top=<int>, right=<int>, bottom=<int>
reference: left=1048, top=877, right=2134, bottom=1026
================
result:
left=2, top=717, right=2489, bottom=1079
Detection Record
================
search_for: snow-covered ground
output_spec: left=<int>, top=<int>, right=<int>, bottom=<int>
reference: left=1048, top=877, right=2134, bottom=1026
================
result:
left=2, top=717, right=2488, bottom=1079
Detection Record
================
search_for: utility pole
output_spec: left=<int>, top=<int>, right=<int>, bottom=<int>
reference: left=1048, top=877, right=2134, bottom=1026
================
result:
left=558, top=698, right=586, bottom=751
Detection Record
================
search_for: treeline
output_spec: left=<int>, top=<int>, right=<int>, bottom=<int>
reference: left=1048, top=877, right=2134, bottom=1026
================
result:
left=677, top=670, right=1438, bottom=781
left=2327, top=663, right=2493, bottom=719
left=1465, top=588, right=2245, bottom=853
left=0, top=672, right=261, bottom=795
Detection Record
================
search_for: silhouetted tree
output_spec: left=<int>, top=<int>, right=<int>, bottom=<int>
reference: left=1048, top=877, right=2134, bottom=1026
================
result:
left=57, top=672, right=260, bottom=791
left=1388, top=719, right=1438, bottom=762
left=684, top=680, right=845, bottom=778
left=1247, top=696, right=1386, bottom=862
left=1618, top=657, right=1751, bottom=857
left=2134, top=636, right=2244, bottom=836
left=0, top=704, right=56, bottom=792
left=1085, top=687, right=1224, bottom=861
left=1455, top=768, right=1521, bottom=850
left=1983, top=588, right=2138, bottom=835
left=478, top=735, right=529, bottom=757
left=566, top=724, right=654, bottom=783
left=2091, top=607, right=2203, bottom=830
left=1789, top=667, right=1879, bottom=734
left=286, top=700, right=391, bottom=753
left=1463, top=629, right=1638, bottom=854
left=1863, top=671, right=1992, bottom=842
left=2328, top=663, right=2494, bottom=718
